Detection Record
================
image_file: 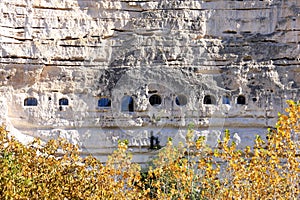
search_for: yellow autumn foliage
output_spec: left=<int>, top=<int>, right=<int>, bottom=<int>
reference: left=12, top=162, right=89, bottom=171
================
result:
left=0, top=100, right=299, bottom=199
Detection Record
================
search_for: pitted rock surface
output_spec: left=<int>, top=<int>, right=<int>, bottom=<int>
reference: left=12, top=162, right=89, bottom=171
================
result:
left=0, top=0, right=299, bottom=163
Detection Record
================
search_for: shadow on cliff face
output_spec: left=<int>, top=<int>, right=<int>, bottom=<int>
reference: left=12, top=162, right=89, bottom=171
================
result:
left=44, top=0, right=299, bottom=106
left=71, top=0, right=300, bottom=155
left=74, top=0, right=232, bottom=151
left=220, top=32, right=291, bottom=63
left=75, top=0, right=215, bottom=92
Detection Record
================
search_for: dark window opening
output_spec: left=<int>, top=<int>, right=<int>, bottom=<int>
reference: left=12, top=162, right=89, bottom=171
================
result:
left=175, top=95, right=187, bottom=106
left=149, top=94, right=162, bottom=106
left=121, top=96, right=134, bottom=112
left=237, top=95, right=246, bottom=105
left=222, top=96, right=230, bottom=105
left=24, top=97, right=38, bottom=106
left=59, top=98, right=69, bottom=106
left=204, top=95, right=216, bottom=105
left=252, top=97, right=257, bottom=102
left=98, top=98, right=111, bottom=107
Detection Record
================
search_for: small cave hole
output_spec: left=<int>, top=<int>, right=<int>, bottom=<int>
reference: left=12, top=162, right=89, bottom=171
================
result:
left=98, top=97, right=111, bottom=107
left=175, top=95, right=188, bottom=106
left=121, top=96, right=134, bottom=112
left=24, top=97, right=38, bottom=106
left=222, top=96, right=230, bottom=105
left=237, top=95, right=246, bottom=105
left=149, top=94, right=162, bottom=106
left=59, top=98, right=69, bottom=106
left=203, top=95, right=216, bottom=105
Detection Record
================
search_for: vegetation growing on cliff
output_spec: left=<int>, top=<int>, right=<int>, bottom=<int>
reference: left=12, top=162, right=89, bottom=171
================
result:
left=0, top=101, right=299, bottom=199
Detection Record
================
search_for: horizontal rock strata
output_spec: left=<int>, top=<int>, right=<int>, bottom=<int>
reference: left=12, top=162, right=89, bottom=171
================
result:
left=0, top=0, right=299, bottom=162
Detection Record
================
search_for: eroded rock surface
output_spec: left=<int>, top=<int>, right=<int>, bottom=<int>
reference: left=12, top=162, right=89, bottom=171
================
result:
left=0, top=0, right=299, bottom=163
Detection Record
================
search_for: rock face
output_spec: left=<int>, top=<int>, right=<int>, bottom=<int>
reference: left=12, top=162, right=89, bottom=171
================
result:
left=0, top=0, right=299, bottom=163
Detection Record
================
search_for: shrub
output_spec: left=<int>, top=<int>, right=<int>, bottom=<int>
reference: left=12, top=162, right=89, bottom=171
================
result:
left=0, top=127, right=142, bottom=199
left=144, top=100, right=300, bottom=199
left=0, top=100, right=298, bottom=199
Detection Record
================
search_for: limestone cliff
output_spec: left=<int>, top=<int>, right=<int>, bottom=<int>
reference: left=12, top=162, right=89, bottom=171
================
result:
left=0, top=0, right=299, bottom=162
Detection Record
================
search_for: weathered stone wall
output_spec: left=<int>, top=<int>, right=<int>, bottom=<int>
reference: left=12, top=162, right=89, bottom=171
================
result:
left=0, top=0, right=299, bottom=163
